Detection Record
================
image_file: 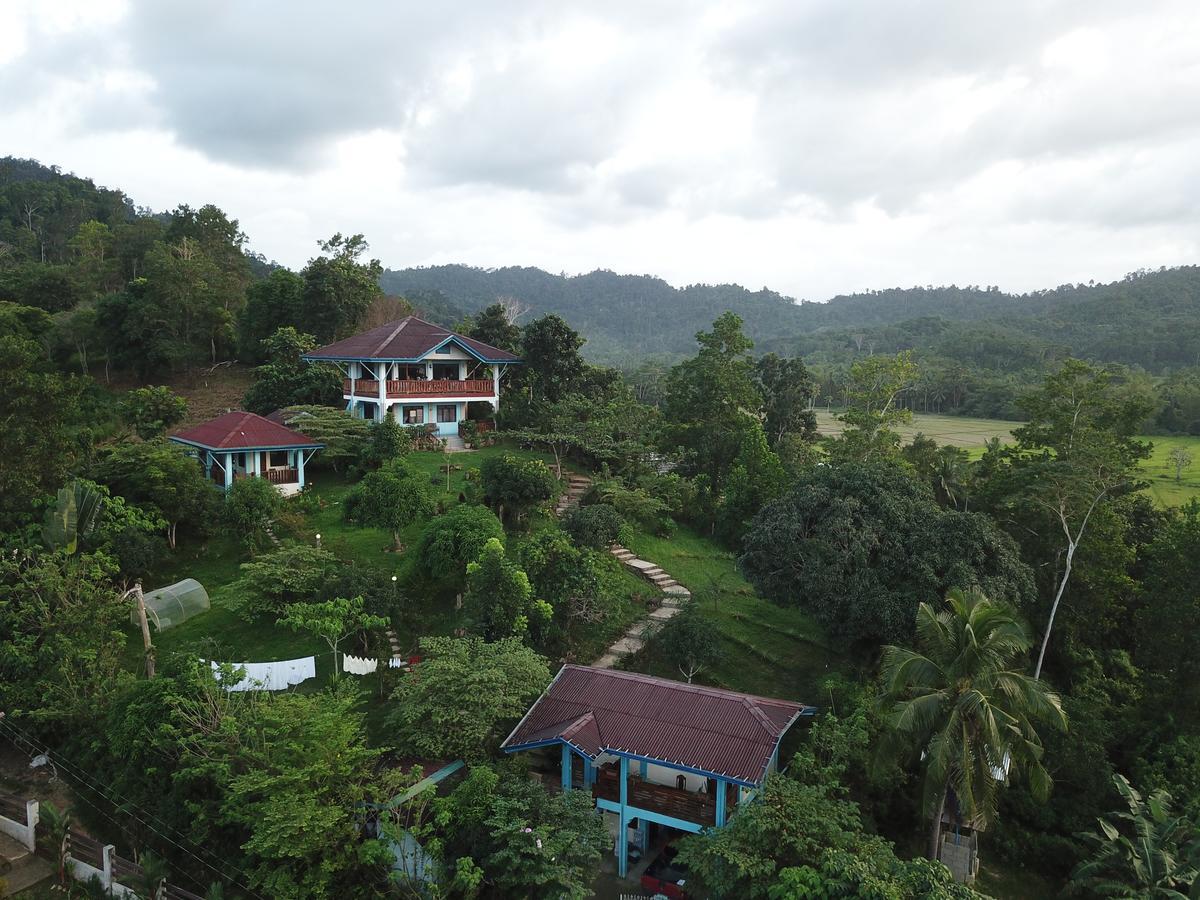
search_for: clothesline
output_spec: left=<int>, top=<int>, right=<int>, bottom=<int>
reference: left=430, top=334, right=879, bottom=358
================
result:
left=207, top=657, right=316, bottom=692
left=343, top=653, right=419, bottom=674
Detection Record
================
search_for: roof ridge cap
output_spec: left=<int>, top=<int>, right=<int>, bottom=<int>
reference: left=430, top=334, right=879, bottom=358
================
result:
left=741, top=696, right=781, bottom=736
left=372, top=317, right=412, bottom=357
left=563, top=664, right=802, bottom=709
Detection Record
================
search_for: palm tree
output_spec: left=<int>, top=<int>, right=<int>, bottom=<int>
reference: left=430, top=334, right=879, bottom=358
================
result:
left=1071, top=774, right=1200, bottom=897
left=877, top=588, right=1068, bottom=860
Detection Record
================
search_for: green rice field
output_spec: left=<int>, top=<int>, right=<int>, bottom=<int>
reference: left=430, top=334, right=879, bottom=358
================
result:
left=814, top=410, right=1200, bottom=507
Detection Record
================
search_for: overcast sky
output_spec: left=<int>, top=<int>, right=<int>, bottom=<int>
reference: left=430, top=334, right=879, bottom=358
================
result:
left=4, top=1, right=1199, bottom=301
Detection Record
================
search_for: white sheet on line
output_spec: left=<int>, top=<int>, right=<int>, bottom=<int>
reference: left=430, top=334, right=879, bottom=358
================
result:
left=209, top=657, right=316, bottom=691
left=342, top=654, right=379, bottom=675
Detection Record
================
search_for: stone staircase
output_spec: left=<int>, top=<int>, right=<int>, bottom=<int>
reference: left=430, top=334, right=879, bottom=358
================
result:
left=554, top=473, right=592, bottom=516
left=0, top=831, right=54, bottom=896
left=551, top=472, right=693, bottom=669
left=443, top=434, right=467, bottom=452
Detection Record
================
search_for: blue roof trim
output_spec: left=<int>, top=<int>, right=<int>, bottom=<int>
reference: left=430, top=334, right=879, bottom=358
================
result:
left=302, top=335, right=522, bottom=365
left=169, top=436, right=325, bottom=453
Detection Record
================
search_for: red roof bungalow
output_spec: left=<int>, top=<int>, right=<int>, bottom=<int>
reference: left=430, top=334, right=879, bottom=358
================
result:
left=302, top=316, right=521, bottom=437
left=501, top=665, right=814, bottom=878
left=169, top=411, right=323, bottom=496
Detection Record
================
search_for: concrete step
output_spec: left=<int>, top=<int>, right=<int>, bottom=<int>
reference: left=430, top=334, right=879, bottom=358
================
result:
left=593, top=652, right=621, bottom=669
left=608, top=635, right=645, bottom=655
left=0, top=831, right=54, bottom=896
left=649, top=606, right=681, bottom=620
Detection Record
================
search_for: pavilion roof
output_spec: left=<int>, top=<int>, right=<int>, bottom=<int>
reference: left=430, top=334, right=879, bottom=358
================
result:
left=169, top=411, right=323, bottom=451
left=302, top=315, right=520, bottom=363
left=502, top=665, right=813, bottom=786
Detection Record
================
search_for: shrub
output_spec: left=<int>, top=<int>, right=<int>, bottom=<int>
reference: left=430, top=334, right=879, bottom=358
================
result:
left=344, top=462, right=436, bottom=549
left=224, top=476, right=282, bottom=549
left=589, top=479, right=674, bottom=536
left=415, top=503, right=505, bottom=584
left=479, top=454, right=558, bottom=526
left=232, top=542, right=340, bottom=620
left=562, top=503, right=624, bottom=549
left=120, top=386, right=187, bottom=440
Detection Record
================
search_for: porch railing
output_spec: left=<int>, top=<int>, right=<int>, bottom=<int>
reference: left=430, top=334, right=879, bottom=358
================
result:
left=343, top=378, right=493, bottom=398
left=591, top=765, right=721, bottom=826
left=232, top=468, right=299, bottom=485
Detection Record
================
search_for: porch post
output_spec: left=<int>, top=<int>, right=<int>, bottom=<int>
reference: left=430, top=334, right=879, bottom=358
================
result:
left=583, top=758, right=594, bottom=787
left=251, top=450, right=261, bottom=478
left=203, top=451, right=213, bottom=481
left=618, top=756, right=630, bottom=878
left=492, top=364, right=501, bottom=410
left=561, top=744, right=572, bottom=792
left=715, top=777, right=727, bottom=827
left=639, top=760, right=648, bottom=779
left=223, top=452, right=234, bottom=490
left=297, top=450, right=306, bottom=489
left=377, top=361, right=387, bottom=420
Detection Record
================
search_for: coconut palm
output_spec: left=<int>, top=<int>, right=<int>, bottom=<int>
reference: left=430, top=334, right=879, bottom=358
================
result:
left=877, top=587, right=1068, bottom=860
left=1071, top=774, right=1200, bottom=898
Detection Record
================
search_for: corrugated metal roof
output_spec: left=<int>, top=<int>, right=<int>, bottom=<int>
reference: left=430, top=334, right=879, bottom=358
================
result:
left=169, top=411, right=323, bottom=451
left=502, top=666, right=811, bottom=785
left=303, top=315, right=521, bottom=363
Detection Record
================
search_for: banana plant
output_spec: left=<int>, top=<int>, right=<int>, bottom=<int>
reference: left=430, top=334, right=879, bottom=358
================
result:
left=41, top=480, right=103, bottom=554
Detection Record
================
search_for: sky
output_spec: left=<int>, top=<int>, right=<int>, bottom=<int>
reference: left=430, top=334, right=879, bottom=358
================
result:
left=4, top=0, right=1200, bottom=301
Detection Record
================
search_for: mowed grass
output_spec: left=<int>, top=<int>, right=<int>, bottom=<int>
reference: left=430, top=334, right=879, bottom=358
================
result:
left=621, top=525, right=850, bottom=704
left=816, top=409, right=1200, bottom=507
left=125, top=445, right=627, bottom=687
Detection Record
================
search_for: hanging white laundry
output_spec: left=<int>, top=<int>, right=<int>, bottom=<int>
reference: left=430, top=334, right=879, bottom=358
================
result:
left=209, top=657, right=316, bottom=691
left=342, top=654, right=379, bottom=675
left=388, top=657, right=407, bottom=669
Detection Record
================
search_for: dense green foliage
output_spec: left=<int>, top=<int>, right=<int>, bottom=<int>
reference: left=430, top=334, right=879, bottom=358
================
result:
left=387, top=636, right=550, bottom=760
left=740, top=462, right=1034, bottom=643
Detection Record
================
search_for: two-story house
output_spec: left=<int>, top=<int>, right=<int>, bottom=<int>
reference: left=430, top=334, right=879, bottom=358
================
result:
left=302, top=316, right=521, bottom=437
left=502, top=665, right=814, bottom=878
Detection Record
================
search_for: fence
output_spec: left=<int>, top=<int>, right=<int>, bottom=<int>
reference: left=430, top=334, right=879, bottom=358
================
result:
left=0, top=792, right=38, bottom=851
left=0, top=791, right=211, bottom=898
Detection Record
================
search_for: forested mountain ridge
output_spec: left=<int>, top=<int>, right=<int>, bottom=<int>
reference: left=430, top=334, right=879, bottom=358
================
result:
left=381, top=263, right=1200, bottom=372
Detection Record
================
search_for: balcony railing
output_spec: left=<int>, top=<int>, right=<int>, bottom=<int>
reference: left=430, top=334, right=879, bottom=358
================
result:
left=344, top=378, right=494, bottom=398
left=230, top=468, right=299, bottom=485
left=590, top=764, right=724, bottom=827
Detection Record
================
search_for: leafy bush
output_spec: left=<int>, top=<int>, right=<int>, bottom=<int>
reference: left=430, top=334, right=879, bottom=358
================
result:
left=562, top=503, right=624, bottom=549
left=120, top=385, right=187, bottom=440
left=589, top=478, right=674, bottom=536
left=232, top=542, right=340, bottom=620
left=225, top=476, right=282, bottom=549
left=415, top=503, right=505, bottom=584
left=479, top=454, right=558, bottom=526
left=344, top=461, right=436, bottom=549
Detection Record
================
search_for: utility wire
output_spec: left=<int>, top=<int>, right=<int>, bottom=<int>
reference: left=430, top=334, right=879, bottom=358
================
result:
left=0, top=717, right=265, bottom=899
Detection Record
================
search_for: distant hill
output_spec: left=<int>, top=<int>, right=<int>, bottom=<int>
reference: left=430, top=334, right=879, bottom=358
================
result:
left=381, top=263, right=1200, bottom=372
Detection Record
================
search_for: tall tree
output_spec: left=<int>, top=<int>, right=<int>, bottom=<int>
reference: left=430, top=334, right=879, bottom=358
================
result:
left=298, top=233, right=382, bottom=342
left=828, top=351, right=918, bottom=462
left=662, top=311, right=762, bottom=498
left=242, top=327, right=342, bottom=414
left=519, top=313, right=586, bottom=403
left=238, top=269, right=304, bottom=361
left=988, top=360, right=1154, bottom=677
left=344, top=462, right=435, bottom=550
left=878, top=588, right=1067, bottom=860
left=278, top=595, right=387, bottom=676
left=467, top=302, right=522, bottom=353
left=755, top=352, right=818, bottom=447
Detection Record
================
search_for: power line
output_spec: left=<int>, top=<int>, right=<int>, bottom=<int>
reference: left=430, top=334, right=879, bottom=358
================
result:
left=0, top=717, right=265, bottom=899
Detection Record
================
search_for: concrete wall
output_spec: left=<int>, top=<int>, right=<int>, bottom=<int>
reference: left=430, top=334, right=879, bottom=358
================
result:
left=0, top=799, right=38, bottom=852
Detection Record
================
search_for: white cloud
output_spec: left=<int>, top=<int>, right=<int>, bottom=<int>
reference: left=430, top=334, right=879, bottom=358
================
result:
left=1, top=0, right=1198, bottom=301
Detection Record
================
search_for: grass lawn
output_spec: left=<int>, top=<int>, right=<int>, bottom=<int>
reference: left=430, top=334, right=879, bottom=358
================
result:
left=816, top=409, right=1200, bottom=507
left=620, top=525, right=852, bottom=704
left=124, top=445, right=636, bottom=694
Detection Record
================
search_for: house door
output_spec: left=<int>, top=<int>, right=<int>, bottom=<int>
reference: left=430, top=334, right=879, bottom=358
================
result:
left=435, top=404, right=458, bottom=436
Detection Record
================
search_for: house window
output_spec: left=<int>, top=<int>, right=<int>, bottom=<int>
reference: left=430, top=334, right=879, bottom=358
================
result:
left=437, top=404, right=457, bottom=423
left=676, top=774, right=686, bottom=791
left=269, top=450, right=288, bottom=468
left=403, top=406, right=425, bottom=425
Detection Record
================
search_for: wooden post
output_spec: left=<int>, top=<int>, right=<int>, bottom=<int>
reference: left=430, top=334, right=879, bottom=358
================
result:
left=618, top=756, right=629, bottom=878
left=133, top=581, right=155, bottom=678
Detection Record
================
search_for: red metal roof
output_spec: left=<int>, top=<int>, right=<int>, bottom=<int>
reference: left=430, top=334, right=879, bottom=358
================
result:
left=169, top=411, right=323, bottom=451
left=502, top=666, right=811, bottom=785
left=303, top=315, right=520, bottom=363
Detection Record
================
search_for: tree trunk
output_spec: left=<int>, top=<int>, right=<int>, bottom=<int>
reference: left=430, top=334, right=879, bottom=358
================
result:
left=1034, top=540, right=1075, bottom=679
left=167, top=521, right=177, bottom=550
left=928, top=781, right=950, bottom=861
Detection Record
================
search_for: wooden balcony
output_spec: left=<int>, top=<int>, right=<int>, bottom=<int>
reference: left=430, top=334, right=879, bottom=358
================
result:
left=590, top=764, right=729, bottom=827
left=230, top=468, right=299, bottom=485
left=343, top=378, right=494, bottom=398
